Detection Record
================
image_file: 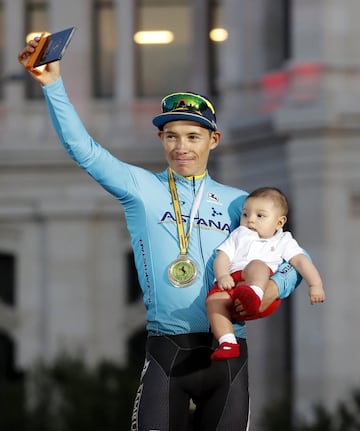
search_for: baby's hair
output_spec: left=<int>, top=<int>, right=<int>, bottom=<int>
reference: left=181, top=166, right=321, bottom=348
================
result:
left=246, top=187, right=289, bottom=216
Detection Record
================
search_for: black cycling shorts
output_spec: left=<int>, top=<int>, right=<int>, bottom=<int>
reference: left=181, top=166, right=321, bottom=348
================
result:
left=131, top=333, right=250, bottom=431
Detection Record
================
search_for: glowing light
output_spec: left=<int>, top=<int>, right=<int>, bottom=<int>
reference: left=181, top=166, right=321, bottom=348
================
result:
left=26, top=31, right=49, bottom=43
left=134, top=31, right=174, bottom=45
left=209, top=28, right=228, bottom=42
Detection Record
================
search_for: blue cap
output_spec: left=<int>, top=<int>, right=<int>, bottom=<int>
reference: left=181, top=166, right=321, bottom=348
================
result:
left=152, top=92, right=217, bottom=131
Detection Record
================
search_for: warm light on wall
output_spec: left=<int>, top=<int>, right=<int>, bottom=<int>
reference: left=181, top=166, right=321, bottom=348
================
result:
left=134, top=31, right=174, bottom=45
left=26, top=31, right=49, bottom=43
left=133, top=28, right=227, bottom=44
left=209, top=28, right=228, bottom=42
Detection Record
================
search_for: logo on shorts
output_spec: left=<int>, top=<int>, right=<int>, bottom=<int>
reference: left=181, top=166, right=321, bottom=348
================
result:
left=131, top=383, right=143, bottom=431
left=140, top=358, right=150, bottom=382
left=279, top=263, right=292, bottom=274
left=131, top=359, right=151, bottom=430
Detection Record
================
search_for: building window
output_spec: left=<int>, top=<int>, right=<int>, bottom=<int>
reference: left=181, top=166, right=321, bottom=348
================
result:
left=0, top=331, right=21, bottom=382
left=0, top=1, right=4, bottom=100
left=209, top=0, right=226, bottom=95
left=0, top=332, right=13, bottom=380
left=0, top=254, right=19, bottom=383
left=92, top=0, right=115, bottom=98
left=135, top=0, right=192, bottom=97
left=135, top=0, right=225, bottom=98
left=0, top=253, right=15, bottom=306
left=24, top=0, right=48, bottom=99
left=126, top=251, right=141, bottom=303
left=263, top=0, right=291, bottom=71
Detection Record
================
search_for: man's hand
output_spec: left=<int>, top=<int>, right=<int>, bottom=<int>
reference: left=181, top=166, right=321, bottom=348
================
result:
left=232, top=297, right=282, bottom=321
left=232, top=280, right=282, bottom=321
left=18, top=37, right=60, bottom=86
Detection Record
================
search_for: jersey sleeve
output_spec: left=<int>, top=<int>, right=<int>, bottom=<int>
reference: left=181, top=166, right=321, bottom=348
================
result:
left=42, top=77, right=139, bottom=200
left=271, top=249, right=311, bottom=298
left=43, top=78, right=94, bottom=164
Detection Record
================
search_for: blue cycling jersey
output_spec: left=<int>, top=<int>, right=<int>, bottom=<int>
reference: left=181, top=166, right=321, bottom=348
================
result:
left=43, top=78, right=300, bottom=338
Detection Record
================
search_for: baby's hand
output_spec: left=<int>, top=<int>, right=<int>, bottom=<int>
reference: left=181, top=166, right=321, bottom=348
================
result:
left=217, top=274, right=235, bottom=290
left=309, top=285, right=325, bottom=304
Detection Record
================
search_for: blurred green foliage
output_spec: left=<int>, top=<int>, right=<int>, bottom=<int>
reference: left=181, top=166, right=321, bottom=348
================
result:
left=261, top=389, right=360, bottom=431
left=2, top=355, right=360, bottom=431
left=0, top=356, right=139, bottom=431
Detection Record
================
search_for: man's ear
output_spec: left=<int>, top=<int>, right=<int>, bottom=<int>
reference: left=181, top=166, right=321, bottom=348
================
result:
left=210, top=131, right=221, bottom=150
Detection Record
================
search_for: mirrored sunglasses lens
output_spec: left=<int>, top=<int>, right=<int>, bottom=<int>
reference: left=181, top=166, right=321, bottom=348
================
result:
left=162, top=94, right=214, bottom=114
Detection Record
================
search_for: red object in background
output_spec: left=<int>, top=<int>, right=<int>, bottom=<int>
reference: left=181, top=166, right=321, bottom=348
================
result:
left=260, top=71, right=289, bottom=113
left=289, top=63, right=323, bottom=103
left=260, top=63, right=322, bottom=113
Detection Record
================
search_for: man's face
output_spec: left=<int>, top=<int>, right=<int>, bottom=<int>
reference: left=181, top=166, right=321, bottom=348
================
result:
left=158, top=120, right=221, bottom=177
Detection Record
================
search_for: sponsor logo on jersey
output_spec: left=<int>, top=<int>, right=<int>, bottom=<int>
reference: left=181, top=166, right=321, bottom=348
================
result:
left=207, top=192, right=219, bottom=202
left=160, top=211, right=230, bottom=233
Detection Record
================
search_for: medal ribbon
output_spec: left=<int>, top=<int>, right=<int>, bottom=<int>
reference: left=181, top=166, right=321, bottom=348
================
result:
left=168, top=169, right=206, bottom=256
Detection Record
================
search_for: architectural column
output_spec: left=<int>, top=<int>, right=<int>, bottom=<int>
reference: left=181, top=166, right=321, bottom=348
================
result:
left=49, top=0, right=91, bottom=102
left=220, top=0, right=268, bottom=127
left=276, top=0, right=360, bottom=419
left=3, top=0, right=25, bottom=105
left=115, top=0, right=135, bottom=103
left=189, top=0, right=211, bottom=94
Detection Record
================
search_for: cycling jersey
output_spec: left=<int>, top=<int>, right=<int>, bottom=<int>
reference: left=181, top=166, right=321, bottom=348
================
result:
left=42, top=78, right=300, bottom=339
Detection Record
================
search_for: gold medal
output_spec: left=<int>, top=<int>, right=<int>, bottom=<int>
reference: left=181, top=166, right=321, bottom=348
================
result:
left=167, top=169, right=205, bottom=288
left=168, top=255, right=198, bottom=288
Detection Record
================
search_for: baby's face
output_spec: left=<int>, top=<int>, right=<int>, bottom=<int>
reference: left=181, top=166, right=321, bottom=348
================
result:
left=240, top=196, right=286, bottom=238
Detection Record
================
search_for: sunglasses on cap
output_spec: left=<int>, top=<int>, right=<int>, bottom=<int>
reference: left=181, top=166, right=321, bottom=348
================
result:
left=152, top=91, right=217, bottom=131
left=161, top=92, right=216, bottom=115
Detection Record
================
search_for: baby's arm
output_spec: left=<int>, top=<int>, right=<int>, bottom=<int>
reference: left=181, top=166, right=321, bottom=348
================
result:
left=289, top=254, right=325, bottom=304
left=214, top=250, right=235, bottom=290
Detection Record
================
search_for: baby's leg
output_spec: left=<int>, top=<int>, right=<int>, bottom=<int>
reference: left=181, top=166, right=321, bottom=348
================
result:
left=206, top=291, right=234, bottom=340
left=206, top=291, right=240, bottom=360
left=241, top=259, right=271, bottom=294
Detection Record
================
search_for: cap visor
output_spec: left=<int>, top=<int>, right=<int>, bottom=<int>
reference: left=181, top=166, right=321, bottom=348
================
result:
left=152, top=112, right=216, bottom=130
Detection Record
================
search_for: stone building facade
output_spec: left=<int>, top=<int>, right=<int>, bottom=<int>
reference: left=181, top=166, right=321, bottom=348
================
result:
left=1, top=0, right=360, bottom=428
